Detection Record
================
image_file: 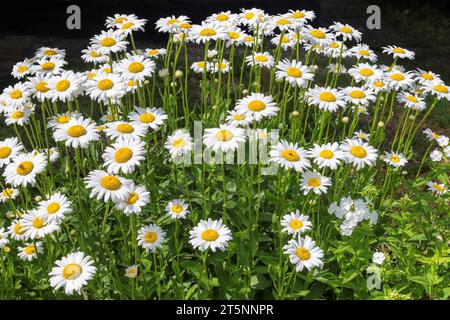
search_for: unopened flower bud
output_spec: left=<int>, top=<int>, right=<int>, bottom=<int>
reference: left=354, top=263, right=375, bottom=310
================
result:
left=6, top=211, right=14, bottom=219
left=144, top=80, right=150, bottom=85
left=401, top=170, right=407, bottom=175
left=70, top=229, right=77, bottom=236
left=310, top=65, right=319, bottom=73
left=158, top=68, right=169, bottom=78
left=341, top=116, right=349, bottom=124
left=34, top=195, right=42, bottom=202
left=408, top=115, right=416, bottom=121
left=309, top=199, right=317, bottom=206
left=3, top=246, right=11, bottom=253
left=378, top=121, right=385, bottom=128
left=291, top=111, right=299, bottom=117
left=175, top=70, right=183, bottom=79
left=170, top=81, right=177, bottom=88
left=242, top=89, right=249, bottom=96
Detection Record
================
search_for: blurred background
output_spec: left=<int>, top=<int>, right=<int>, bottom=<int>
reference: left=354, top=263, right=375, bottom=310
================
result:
left=0, top=0, right=448, bottom=85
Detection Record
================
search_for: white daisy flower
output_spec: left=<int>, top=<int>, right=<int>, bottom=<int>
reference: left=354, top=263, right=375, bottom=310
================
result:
left=353, top=130, right=370, bottom=141
left=427, top=181, right=448, bottom=196
left=349, top=44, right=377, bottom=62
left=397, top=92, right=426, bottom=111
left=81, top=46, right=109, bottom=64
left=414, top=69, right=441, bottom=85
left=137, top=224, right=166, bottom=252
left=302, top=25, right=333, bottom=46
left=0, top=137, right=23, bottom=168
left=300, top=171, right=332, bottom=195
left=191, top=61, right=207, bottom=74
left=37, top=192, right=73, bottom=223
left=422, top=81, right=450, bottom=101
left=8, top=220, right=26, bottom=241
left=308, top=142, right=344, bottom=170
left=84, top=170, right=132, bottom=202
left=114, top=183, right=150, bottom=215
left=344, top=86, right=376, bottom=106
left=155, top=15, right=190, bottom=33
left=4, top=104, right=34, bottom=127
left=53, top=116, right=100, bottom=148
left=47, top=71, right=84, bottom=102
left=104, top=121, right=148, bottom=140
left=330, top=22, right=362, bottom=42
left=423, top=129, right=449, bottom=147
left=128, top=107, right=167, bottom=130
left=35, top=47, right=66, bottom=60
left=307, top=86, right=346, bottom=112
left=207, top=59, right=230, bottom=74
left=91, top=30, right=128, bottom=54
left=2, top=83, right=31, bottom=107
left=235, top=92, right=278, bottom=122
left=26, top=74, right=52, bottom=101
left=189, top=218, right=232, bottom=252
left=269, top=140, right=311, bottom=172
left=203, top=124, right=246, bottom=152
left=21, top=209, right=60, bottom=240
left=190, top=22, right=226, bottom=44
left=125, top=265, right=138, bottom=279
left=85, top=73, right=126, bottom=103
left=284, top=235, right=324, bottom=272
left=31, top=57, right=66, bottom=76
left=281, top=211, right=312, bottom=235
left=18, top=242, right=43, bottom=261
left=245, top=52, right=274, bottom=68
left=145, top=48, right=167, bottom=59
left=271, top=34, right=295, bottom=50
left=115, top=54, right=155, bottom=81
left=340, top=138, right=378, bottom=170
left=207, top=11, right=238, bottom=25
left=384, top=151, right=408, bottom=167
left=3, top=152, right=47, bottom=187
left=165, top=199, right=190, bottom=219
left=372, top=252, right=386, bottom=265
left=1, top=187, right=19, bottom=203
left=102, top=136, right=145, bottom=174
left=11, top=59, right=33, bottom=79
left=348, top=63, right=383, bottom=83
left=386, top=70, right=415, bottom=90
left=239, top=8, right=265, bottom=26
left=382, top=45, right=415, bottom=60
left=165, top=129, right=193, bottom=158
left=115, top=16, right=147, bottom=35
left=49, top=251, right=96, bottom=295
left=225, top=110, right=253, bottom=127
left=275, top=59, right=314, bottom=88
left=47, top=112, right=82, bottom=129
left=0, top=228, right=9, bottom=248
left=430, top=149, right=443, bottom=162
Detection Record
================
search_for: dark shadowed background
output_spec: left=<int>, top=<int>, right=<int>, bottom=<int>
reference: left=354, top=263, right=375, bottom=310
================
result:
left=0, top=0, right=449, bottom=87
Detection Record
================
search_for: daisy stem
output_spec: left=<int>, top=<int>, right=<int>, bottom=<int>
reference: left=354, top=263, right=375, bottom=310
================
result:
left=415, top=143, right=434, bottom=179
left=222, top=162, right=227, bottom=223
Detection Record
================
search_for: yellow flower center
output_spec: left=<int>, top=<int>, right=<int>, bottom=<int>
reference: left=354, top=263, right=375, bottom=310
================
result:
left=148, top=49, right=159, bottom=55
left=310, top=29, right=325, bottom=39
left=0, top=147, right=12, bottom=159
left=47, top=202, right=60, bottom=214
left=390, top=73, right=405, bottom=81
left=281, top=149, right=299, bottom=162
left=281, top=36, right=290, bottom=44
left=172, top=138, right=186, bottom=148
left=199, top=28, right=216, bottom=37
left=233, top=114, right=246, bottom=121
left=244, top=12, right=255, bottom=20
left=421, top=73, right=433, bottom=80
left=24, top=245, right=36, bottom=255
left=57, top=115, right=71, bottom=124
left=248, top=100, right=266, bottom=111
left=319, top=92, right=336, bottom=102
left=296, top=247, right=311, bottom=260
left=167, top=18, right=178, bottom=25
left=171, top=204, right=183, bottom=213
left=216, top=14, right=229, bottom=21
left=97, top=79, right=114, bottom=90
left=12, top=111, right=24, bottom=119
left=286, top=67, right=302, bottom=78
left=10, top=90, right=22, bottom=99
left=128, top=62, right=144, bottom=73
left=36, top=81, right=49, bottom=92
left=433, top=84, right=448, bottom=94
left=201, top=229, right=219, bottom=241
left=244, top=36, right=254, bottom=42
left=17, top=161, right=34, bottom=175
left=359, top=49, right=369, bottom=56
left=139, top=113, right=155, bottom=123
left=308, top=178, right=321, bottom=187
left=121, top=22, right=135, bottom=30
left=196, top=62, right=205, bottom=68
left=41, top=62, right=55, bottom=71
left=127, top=192, right=139, bottom=205
left=32, top=216, right=45, bottom=229
left=228, top=31, right=240, bottom=39
left=114, top=147, right=133, bottom=163
left=390, top=155, right=400, bottom=163
left=67, top=125, right=87, bottom=138
left=128, top=80, right=136, bottom=87
left=100, top=176, right=122, bottom=190
left=255, top=55, right=268, bottom=62
left=374, top=80, right=384, bottom=87
left=115, top=17, right=127, bottom=23
left=18, top=65, right=28, bottom=73
left=179, top=23, right=192, bottom=29
left=44, top=49, right=57, bottom=56
left=116, top=123, right=134, bottom=134
left=90, top=50, right=102, bottom=57
left=14, top=223, right=24, bottom=235
left=289, top=219, right=303, bottom=230
left=101, top=37, right=116, bottom=47
left=277, top=18, right=291, bottom=25
left=2, top=188, right=14, bottom=197
left=319, top=149, right=334, bottom=159
left=350, top=146, right=367, bottom=158
left=291, top=11, right=305, bottom=19
left=349, top=90, right=366, bottom=99
left=56, top=79, right=70, bottom=92
left=393, top=47, right=405, bottom=54
left=215, top=129, right=234, bottom=142
left=359, top=68, right=374, bottom=77
left=433, top=184, right=444, bottom=192
left=144, top=231, right=157, bottom=243
left=406, top=95, right=418, bottom=103
left=340, top=26, right=353, bottom=33
left=63, top=263, right=82, bottom=280
left=330, top=42, right=340, bottom=49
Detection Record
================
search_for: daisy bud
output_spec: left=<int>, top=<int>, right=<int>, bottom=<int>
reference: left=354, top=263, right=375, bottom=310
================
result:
left=242, top=89, right=249, bottom=95
left=291, top=111, right=299, bottom=117
left=379, top=155, right=385, bottom=161
left=170, top=81, right=177, bottom=88
left=214, top=78, right=219, bottom=83
left=401, top=170, right=407, bottom=175
left=144, top=80, right=150, bottom=85
left=175, top=70, right=183, bottom=79
left=70, top=229, right=77, bottom=236
left=34, top=195, right=42, bottom=202
left=408, top=115, right=416, bottom=121
left=378, top=121, right=385, bottom=128
left=3, top=246, right=10, bottom=253
left=341, top=116, right=349, bottom=124
left=212, top=105, right=218, bottom=110
left=60, top=187, right=68, bottom=193
left=158, top=68, right=169, bottom=78
left=436, top=234, right=443, bottom=241
left=275, top=76, right=283, bottom=83
left=6, top=211, right=14, bottom=219
left=310, top=65, right=319, bottom=73
left=309, top=199, right=317, bottom=206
